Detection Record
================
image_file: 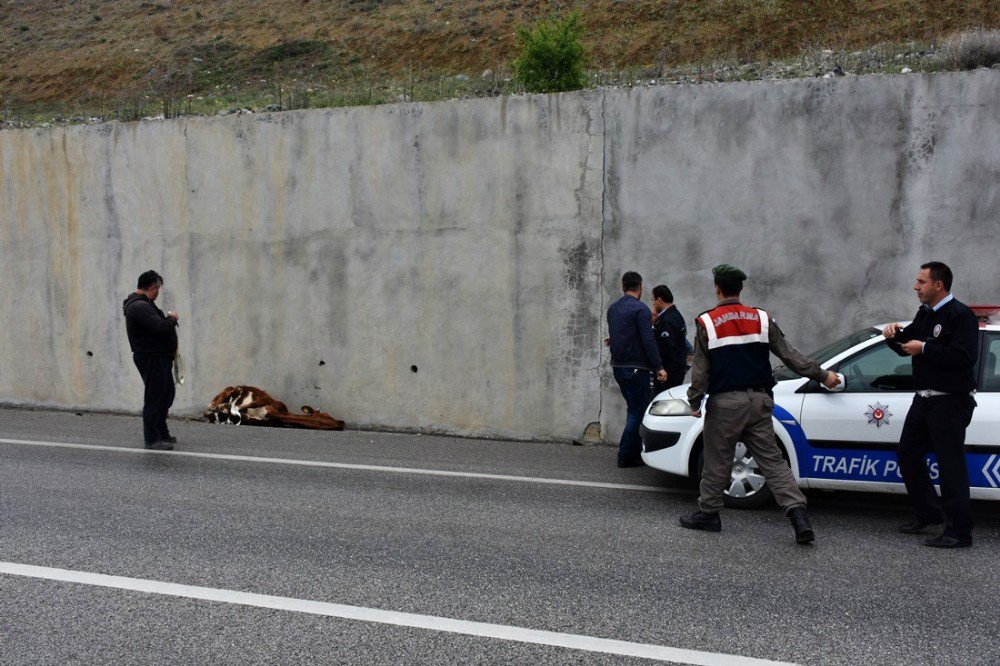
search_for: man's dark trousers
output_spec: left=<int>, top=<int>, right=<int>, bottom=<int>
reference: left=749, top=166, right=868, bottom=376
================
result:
left=614, top=367, right=651, bottom=465
left=897, top=394, right=976, bottom=539
left=133, top=353, right=175, bottom=444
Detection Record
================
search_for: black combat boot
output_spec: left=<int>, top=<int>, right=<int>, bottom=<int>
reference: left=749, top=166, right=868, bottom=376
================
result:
left=788, top=507, right=814, bottom=545
left=679, top=510, right=722, bottom=532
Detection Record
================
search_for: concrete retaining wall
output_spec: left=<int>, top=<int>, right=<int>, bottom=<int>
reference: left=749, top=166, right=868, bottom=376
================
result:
left=1, top=71, right=997, bottom=441
left=599, top=71, right=1000, bottom=437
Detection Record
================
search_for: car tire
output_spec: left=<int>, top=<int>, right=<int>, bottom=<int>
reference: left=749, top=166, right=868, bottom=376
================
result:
left=696, top=441, right=777, bottom=510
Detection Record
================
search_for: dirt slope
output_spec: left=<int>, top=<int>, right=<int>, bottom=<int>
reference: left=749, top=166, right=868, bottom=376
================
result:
left=2, top=0, right=997, bottom=106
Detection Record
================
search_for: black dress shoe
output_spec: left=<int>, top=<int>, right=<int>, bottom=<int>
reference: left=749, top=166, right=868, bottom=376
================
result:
left=923, top=534, right=972, bottom=549
left=679, top=510, right=722, bottom=532
left=617, top=459, right=645, bottom=468
left=143, top=441, right=174, bottom=451
left=788, top=507, right=815, bottom=545
left=899, top=519, right=943, bottom=534
left=160, top=435, right=178, bottom=444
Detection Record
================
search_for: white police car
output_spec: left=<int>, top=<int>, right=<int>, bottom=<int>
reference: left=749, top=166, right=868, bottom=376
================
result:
left=640, top=306, right=1000, bottom=508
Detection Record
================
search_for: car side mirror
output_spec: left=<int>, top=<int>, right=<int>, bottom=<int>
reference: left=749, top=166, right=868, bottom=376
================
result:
left=797, top=379, right=822, bottom=394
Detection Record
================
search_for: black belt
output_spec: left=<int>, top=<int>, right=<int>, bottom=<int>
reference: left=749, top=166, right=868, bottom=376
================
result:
left=713, top=387, right=772, bottom=396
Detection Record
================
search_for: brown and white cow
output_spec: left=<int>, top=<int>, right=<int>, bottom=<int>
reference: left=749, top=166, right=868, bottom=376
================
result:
left=204, top=386, right=345, bottom=430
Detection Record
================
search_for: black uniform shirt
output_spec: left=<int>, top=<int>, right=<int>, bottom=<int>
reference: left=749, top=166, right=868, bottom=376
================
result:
left=887, top=296, right=979, bottom=393
left=653, top=305, right=688, bottom=374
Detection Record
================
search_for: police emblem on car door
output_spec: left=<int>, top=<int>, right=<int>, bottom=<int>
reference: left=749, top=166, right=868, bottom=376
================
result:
left=797, top=340, right=914, bottom=482
left=865, top=402, right=893, bottom=428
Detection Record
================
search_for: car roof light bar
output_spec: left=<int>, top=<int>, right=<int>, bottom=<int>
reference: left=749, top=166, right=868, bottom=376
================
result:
left=969, top=305, right=1000, bottom=323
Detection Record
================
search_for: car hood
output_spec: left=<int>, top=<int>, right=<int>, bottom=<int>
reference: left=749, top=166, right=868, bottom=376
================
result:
left=655, top=378, right=808, bottom=402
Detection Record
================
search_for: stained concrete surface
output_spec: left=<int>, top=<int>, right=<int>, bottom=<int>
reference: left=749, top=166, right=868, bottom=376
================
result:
left=1, top=71, right=998, bottom=441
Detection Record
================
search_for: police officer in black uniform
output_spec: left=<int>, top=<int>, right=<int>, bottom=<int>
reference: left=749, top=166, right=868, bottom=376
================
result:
left=884, top=261, right=979, bottom=548
left=651, top=284, right=689, bottom=394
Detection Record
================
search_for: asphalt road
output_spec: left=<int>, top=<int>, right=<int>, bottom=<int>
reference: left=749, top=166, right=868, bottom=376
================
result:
left=1, top=408, right=998, bottom=665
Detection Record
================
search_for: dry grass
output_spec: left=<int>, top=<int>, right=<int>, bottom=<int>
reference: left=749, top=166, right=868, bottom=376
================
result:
left=1, top=0, right=998, bottom=114
left=941, top=27, right=1000, bottom=69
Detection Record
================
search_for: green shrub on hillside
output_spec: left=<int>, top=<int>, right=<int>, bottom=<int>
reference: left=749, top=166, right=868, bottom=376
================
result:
left=512, top=13, right=587, bottom=94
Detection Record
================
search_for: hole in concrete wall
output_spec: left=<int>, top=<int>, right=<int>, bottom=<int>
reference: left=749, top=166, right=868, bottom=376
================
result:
left=410, top=365, right=418, bottom=373
left=86, top=351, right=93, bottom=357
left=318, top=360, right=325, bottom=366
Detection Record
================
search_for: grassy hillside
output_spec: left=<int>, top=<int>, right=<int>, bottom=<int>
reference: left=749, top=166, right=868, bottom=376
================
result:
left=2, top=0, right=998, bottom=122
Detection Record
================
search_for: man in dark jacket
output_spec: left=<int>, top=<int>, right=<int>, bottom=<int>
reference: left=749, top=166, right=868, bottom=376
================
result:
left=651, top=285, right=689, bottom=394
left=606, top=271, right=667, bottom=467
left=884, top=261, right=979, bottom=548
left=123, top=270, right=179, bottom=450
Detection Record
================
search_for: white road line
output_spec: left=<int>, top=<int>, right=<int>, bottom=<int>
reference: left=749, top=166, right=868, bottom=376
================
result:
left=0, top=561, right=796, bottom=666
left=0, top=438, right=693, bottom=495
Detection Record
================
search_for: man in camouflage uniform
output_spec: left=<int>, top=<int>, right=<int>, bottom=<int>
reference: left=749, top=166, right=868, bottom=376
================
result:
left=681, top=265, right=840, bottom=544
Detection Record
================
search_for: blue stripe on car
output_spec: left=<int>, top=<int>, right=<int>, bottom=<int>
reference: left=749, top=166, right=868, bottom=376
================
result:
left=771, top=403, right=994, bottom=487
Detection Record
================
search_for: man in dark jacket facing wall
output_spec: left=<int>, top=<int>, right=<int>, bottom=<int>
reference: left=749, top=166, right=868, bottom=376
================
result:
left=607, top=271, right=667, bottom=468
left=123, top=270, right=179, bottom=450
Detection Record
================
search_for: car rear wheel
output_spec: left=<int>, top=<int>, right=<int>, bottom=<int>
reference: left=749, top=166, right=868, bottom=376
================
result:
left=697, top=441, right=776, bottom=509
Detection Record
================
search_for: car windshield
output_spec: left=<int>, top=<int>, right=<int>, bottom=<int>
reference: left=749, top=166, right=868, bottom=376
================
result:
left=773, top=327, right=882, bottom=381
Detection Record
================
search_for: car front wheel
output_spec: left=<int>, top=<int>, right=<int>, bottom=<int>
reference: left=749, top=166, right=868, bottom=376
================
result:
left=697, top=441, right=776, bottom=509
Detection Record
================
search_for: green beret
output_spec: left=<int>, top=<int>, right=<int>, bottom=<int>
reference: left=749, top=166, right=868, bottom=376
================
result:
left=712, top=264, right=747, bottom=281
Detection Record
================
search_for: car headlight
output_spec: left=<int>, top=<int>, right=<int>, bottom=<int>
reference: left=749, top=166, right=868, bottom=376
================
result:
left=648, top=399, right=692, bottom=416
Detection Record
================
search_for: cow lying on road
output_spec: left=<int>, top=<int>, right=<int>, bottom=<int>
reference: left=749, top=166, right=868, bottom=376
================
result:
left=204, top=385, right=345, bottom=430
